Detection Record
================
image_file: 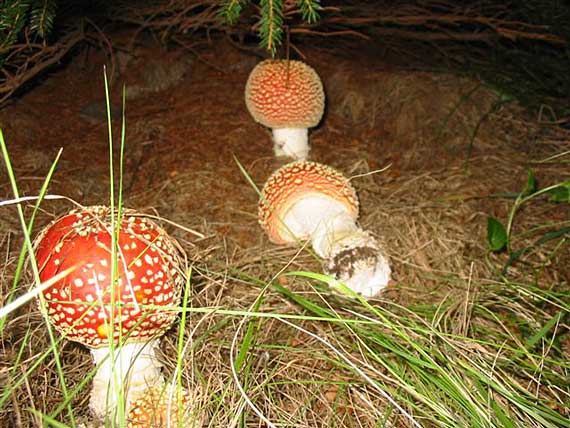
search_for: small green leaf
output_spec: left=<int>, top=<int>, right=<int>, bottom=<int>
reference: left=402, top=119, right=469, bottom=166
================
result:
left=487, top=217, right=507, bottom=252
left=547, top=182, right=570, bottom=203
left=522, top=169, right=536, bottom=196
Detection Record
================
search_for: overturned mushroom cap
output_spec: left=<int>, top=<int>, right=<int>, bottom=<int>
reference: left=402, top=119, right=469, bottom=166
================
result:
left=245, top=60, right=325, bottom=129
left=259, top=161, right=359, bottom=244
left=35, top=205, right=185, bottom=348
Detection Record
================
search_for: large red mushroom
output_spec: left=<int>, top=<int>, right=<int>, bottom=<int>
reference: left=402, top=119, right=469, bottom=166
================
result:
left=259, top=161, right=391, bottom=298
left=245, top=59, right=325, bottom=160
left=34, top=205, right=186, bottom=421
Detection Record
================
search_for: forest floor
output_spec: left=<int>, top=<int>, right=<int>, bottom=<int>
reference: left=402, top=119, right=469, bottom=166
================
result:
left=0, top=32, right=568, bottom=427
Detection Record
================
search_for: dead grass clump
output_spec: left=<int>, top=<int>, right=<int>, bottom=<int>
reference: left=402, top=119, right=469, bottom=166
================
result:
left=326, top=69, right=501, bottom=152
left=0, top=284, right=92, bottom=427
left=355, top=165, right=489, bottom=297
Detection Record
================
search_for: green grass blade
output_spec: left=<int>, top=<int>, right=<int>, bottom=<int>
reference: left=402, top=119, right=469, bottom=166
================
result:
left=0, top=147, right=62, bottom=331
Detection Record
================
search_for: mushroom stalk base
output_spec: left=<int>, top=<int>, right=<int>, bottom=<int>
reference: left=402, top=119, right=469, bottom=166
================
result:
left=89, top=340, right=164, bottom=421
left=272, top=128, right=310, bottom=160
left=323, top=229, right=391, bottom=298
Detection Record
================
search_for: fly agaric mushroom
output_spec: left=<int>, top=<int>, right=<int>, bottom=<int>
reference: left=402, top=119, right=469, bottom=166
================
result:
left=127, top=384, right=201, bottom=428
left=34, top=205, right=185, bottom=421
left=245, top=59, right=325, bottom=160
left=259, top=161, right=391, bottom=298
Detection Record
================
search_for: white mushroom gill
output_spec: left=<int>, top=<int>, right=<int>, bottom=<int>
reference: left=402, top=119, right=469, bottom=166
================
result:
left=283, top=196, right=391, bottom=298
left=272, top=128, right=310, bottom=160
left=89, top=340, right=164, bottom=421
left=283, top=196, right=357, bottom=256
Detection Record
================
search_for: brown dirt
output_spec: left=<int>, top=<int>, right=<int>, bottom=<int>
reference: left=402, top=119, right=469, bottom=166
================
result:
left=1, top=32, right=569, bottom=427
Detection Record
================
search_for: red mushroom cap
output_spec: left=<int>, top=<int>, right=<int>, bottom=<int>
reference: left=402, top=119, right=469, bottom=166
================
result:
left=259, top=161, right=359, bottom=244
left=245, top=60, right=325, bottom=129
left=34, top=206, right=185, bottom=348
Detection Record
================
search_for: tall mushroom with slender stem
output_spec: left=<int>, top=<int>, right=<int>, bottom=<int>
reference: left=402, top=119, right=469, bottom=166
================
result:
left=245, top=59, right=325, bottom=160
left=259, top=161, right=391, bottom=298
left=34, top=205, right=186, bottom=422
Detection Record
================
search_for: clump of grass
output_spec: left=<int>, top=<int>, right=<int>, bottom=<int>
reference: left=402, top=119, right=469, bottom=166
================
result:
left=164, top=255, right=567, bottom=428
left=1, top=138, right=569, bottom=428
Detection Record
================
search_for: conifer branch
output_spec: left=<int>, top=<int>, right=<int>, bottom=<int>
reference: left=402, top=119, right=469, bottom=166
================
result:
left=219, top=0, right=246, bottom=25
left=0, top=0, right=29, bottom=50
left=29, top=0, right=57, bottom=39
left=220, top=0, right=322, bottom=56
left=296, top=0, right=321, bottom=23
left=259, top=0, right=283, bottom=56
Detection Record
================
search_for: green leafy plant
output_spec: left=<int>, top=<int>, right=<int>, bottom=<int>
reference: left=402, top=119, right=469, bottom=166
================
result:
left=487, top=169, right=570, bottom=270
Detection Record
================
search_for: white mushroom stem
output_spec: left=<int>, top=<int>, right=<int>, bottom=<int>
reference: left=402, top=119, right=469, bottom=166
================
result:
left=89, top=340, right=165, bottom=420
left=271, top=128, right=310, bottom=160
left=284, top=196, right=391, bottom=298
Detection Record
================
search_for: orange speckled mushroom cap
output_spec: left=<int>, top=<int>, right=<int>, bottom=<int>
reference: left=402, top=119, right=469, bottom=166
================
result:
left=127, top=385, right=195, bottom=428
left=245, top=60, right=324, bottom=129
left=34, top=206, right=185, bottom=349
left=259, top=161, right=359, bottom=244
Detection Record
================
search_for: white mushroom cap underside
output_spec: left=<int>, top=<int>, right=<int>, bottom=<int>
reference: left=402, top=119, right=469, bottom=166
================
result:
left=245, top=60, right=325, bottom=129
left=259, top=161, right=359, bottom=244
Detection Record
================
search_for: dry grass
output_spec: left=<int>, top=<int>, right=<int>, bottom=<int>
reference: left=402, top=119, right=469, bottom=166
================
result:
left=1, top=43, right=569, bottom=427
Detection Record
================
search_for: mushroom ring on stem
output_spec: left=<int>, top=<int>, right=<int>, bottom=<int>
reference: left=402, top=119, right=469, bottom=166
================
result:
left=259, top=161, right=391, bottom=298
left=245, top=59, right=325, bottom=160
left=34, top=205, right=185, bottom=421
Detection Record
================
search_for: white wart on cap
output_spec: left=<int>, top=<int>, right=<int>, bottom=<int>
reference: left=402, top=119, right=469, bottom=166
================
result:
left=245, top=60, right=325, bottom=160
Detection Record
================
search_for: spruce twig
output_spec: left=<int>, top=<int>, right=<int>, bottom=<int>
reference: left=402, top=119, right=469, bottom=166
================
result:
left=260, top=0, right=283, bottom=57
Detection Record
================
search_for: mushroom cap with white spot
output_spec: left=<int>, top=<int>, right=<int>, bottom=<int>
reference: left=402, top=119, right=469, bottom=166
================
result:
left=34, top=206, right=185, bottom=348
left=245, top=60, right=325, bottom=129
left=259, top=161, right=359, bottom=244
left=127, top=384, right=199, bottom=428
